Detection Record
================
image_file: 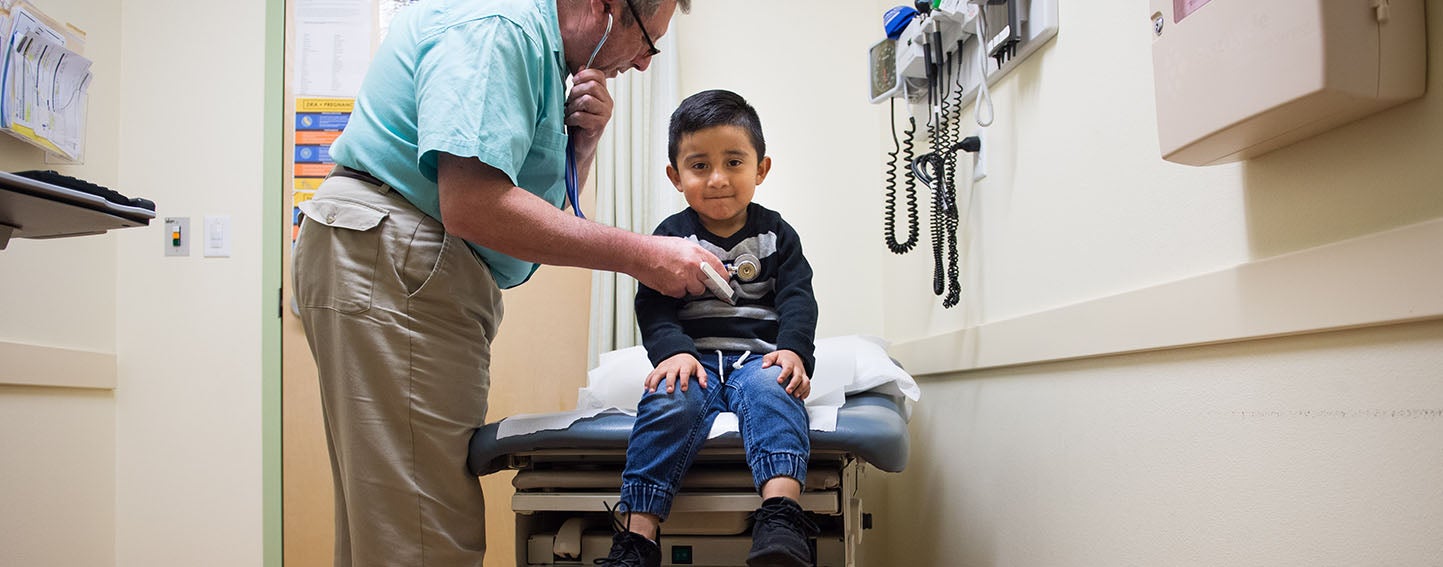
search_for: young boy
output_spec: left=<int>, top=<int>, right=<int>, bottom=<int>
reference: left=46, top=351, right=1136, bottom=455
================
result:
left=599, top=89, right=820, bottom=567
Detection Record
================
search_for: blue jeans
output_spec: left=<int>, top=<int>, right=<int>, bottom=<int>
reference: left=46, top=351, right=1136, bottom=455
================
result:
left=620, top=353, right=811, bottom=520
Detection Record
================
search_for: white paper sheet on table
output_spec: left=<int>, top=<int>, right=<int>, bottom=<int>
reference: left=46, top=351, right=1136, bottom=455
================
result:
left=495, top=407, right=610, bottom=439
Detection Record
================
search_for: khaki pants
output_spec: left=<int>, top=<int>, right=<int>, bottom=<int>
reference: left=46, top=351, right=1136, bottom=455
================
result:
left=293, top=174, right=503, bottom=566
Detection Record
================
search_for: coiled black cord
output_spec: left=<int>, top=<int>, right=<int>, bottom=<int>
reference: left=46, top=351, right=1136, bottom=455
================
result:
left=941, top=53, right=965, bottom=307
left=929, top=50, right=963, bottom=304
left=942, top=200, right=961, bottom=308
left=924, top=54, right=946, bottom=297
left=883, top=98, right=919, bottom=254
left=928, top=153, right=946, bottom=298
left=906, top=35, right=965, bottom=307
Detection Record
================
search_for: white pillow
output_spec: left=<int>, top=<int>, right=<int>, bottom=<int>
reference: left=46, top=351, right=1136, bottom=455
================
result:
left=826, top=335, right=920, bottom=401
left=578, top=346, right=653, bottom=414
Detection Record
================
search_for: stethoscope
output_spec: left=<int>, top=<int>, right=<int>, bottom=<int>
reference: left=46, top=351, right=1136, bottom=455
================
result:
left=728, top=253, right=761, bottom=283
left=564, top=12, right=614, bottom=219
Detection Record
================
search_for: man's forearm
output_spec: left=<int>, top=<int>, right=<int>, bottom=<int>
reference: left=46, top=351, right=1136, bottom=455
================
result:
left=444, top=179, right=649, bottom=273
left=437, top=152, right=720, bottom=298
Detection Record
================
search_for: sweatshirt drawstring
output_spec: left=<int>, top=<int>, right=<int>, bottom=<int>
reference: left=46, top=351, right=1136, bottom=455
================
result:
left=715, top=350, right=752, bottom=384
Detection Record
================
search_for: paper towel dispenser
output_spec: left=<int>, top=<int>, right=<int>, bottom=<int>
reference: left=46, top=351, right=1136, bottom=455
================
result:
left=1150, top=0, right=1426, bottom=166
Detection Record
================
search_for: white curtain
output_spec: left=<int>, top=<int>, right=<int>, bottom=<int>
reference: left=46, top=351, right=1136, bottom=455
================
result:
left=587, top=32, right=686, bottom=369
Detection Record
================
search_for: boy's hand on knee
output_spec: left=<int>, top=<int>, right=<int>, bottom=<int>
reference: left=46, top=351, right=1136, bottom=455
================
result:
left=647, top=353, right=707, bottom=393
left=762, top=350, right=810, bottom=400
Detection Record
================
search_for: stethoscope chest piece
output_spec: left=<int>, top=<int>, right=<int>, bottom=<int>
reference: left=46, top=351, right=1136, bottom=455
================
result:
left=732, top=253, right=761, bottom=283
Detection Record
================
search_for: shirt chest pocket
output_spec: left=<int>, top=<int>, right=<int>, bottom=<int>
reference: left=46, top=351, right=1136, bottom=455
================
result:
left=517, top=125, right=567, bottom=208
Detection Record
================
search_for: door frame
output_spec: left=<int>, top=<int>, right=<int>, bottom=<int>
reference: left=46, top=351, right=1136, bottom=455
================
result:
left=263, top=0, right=286, bottom=564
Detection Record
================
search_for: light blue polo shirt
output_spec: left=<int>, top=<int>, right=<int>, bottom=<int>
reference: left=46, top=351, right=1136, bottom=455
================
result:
left=330, top=0, right=569, bottom=289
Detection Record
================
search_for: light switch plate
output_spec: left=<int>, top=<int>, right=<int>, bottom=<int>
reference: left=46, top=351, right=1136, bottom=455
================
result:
left=164, top=217, right=190, bottom=257
left=203, top=215, right=232, bottom=258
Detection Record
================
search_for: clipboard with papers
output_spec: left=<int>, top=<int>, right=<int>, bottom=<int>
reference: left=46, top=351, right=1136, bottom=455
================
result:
left=0, top=1, right=91, bottom=161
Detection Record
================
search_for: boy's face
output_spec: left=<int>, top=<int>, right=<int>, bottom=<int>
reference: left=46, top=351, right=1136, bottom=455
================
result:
left=667, top=125, right=771, bottom=234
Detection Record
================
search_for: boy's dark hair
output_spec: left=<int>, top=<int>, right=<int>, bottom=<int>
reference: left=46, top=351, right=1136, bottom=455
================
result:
left=667, top=89, right=766, bottom=167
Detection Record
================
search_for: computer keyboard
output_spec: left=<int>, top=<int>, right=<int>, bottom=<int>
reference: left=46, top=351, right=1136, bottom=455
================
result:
left=11, top=170, right=156, bottom=211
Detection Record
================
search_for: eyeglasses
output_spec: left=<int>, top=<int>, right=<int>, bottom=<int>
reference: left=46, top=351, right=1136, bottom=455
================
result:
left=622, top=0, right=661, bottom=58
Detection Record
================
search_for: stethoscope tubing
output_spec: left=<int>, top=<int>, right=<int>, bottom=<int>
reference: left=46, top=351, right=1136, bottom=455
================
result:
left=564, top=13, right=613, bottom=219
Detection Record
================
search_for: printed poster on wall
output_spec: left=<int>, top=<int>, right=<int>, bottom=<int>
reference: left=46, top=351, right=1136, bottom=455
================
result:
left=293, top=96, right=352, bottom=243
left=295, top=0, right=370, bottom=97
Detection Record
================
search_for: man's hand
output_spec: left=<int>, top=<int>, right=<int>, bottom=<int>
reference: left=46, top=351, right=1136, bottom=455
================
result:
left=646, top=353, right=708, bottom=394
left=566, top=68, right=613, bottom=156
left=762, top=350, right=810, bottom=400
left=633, top=237, right=725, bottom=299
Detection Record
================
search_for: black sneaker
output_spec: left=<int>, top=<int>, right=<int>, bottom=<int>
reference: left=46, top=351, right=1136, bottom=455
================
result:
left=747, top=496, right=820, bottom=567
left=595, top=502, right=661, bottom=567
left=594, top=530, right=660, bottom=567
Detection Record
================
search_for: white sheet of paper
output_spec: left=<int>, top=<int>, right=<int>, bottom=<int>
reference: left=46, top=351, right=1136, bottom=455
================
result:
left=496, top=407, right=609, bottom=439
left=3, top=7, right=64, bottom=129
left=295, top=0, right=370, bottom=97
left=2, top=25, right=90, bottom=159
left=27, top=31, right=90, bottom=157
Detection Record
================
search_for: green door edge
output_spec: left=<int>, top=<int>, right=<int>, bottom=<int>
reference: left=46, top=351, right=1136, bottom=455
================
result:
left=263, top=0, right=285, bottom=564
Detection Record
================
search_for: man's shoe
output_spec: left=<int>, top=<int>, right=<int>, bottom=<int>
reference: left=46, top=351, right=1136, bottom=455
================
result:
left=747, top=496, right=820, bottom=567
left=594, top=530, right=661, bottom=567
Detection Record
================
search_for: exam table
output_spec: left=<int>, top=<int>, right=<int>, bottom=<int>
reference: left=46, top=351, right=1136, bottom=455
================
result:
left=468, top=389, right=911, bottom=567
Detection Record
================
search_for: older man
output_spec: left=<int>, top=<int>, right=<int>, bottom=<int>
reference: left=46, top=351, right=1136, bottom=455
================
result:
left=292, top=0, right=707, bottom=564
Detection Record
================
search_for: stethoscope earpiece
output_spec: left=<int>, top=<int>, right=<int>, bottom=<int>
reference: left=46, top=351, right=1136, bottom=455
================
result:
left=585, top=13, right=613, bottom=70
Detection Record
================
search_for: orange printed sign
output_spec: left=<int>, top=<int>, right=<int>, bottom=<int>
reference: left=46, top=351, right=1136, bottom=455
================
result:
left=295, top=130, right=342, bottom=145
left=295, top=163, right=335, bottom=177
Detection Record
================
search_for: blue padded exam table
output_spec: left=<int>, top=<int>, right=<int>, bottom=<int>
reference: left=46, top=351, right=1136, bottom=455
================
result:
left=468, top=391, right=910, bottom=566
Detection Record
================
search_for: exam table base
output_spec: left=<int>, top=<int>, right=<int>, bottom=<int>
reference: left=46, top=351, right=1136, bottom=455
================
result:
left=508, top=459, right=869, bottom=567
left=525, top=532, right=845, bottom=566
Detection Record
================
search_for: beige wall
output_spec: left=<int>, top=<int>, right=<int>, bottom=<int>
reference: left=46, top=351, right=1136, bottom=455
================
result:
left=0, top=0, right=123, bottom=563
left=875, top=319, right=1443, bottom=566
left=1, top=0, right=271, bottom=562
left=112, top=0, right=268, bottom=564
left=882, top=1, right=1443, bottom=339
left=862, top=2, right=1443, bottom=565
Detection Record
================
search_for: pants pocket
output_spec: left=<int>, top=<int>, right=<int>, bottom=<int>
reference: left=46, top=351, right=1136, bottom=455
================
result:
left=295, top=197, right=389, bottom=314
left=399, top=215, right=445, bottom=298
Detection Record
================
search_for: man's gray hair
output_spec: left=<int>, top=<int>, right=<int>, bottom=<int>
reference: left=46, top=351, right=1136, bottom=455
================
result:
left=630, top=0, right=691, bottom=19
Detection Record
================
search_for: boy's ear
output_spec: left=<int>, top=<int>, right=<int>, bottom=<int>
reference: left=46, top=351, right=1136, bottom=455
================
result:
left=666, top=164, right=682, bottom=190
left=754, top=156, right=772, bottom=185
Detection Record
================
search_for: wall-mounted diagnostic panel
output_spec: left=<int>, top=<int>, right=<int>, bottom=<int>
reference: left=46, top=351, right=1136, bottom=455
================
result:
left=868, top=0, right=1059, bottom=309
left=1151, top=0, right=1426, bottom=166
left=870, top=0, right=1059, bottom=107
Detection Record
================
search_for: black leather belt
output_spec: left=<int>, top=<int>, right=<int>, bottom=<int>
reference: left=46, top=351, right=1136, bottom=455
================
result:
left=330, top=165, right=385, bottom=187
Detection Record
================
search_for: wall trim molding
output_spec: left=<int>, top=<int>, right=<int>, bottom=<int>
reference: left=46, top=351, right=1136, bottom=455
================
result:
left=892, top=217, right=1443, bottom=376
left=0, top=341, right=117, bottom=389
